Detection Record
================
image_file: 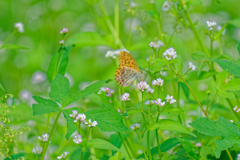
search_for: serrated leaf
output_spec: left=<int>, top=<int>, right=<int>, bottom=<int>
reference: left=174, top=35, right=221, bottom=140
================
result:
left=214, top=59, right=240, bottom=78
left=65, top=32, right=114, bottom=47
left=47, top=46, right=72, bottom=82
left=84, top=104, right=130, bottom=132
left=49, top=74, right=69, bottom=106
left=0, top=44, right=28, bottom=50
left=150, top=119, right=196, bottom=137
left=221, top=79, right=240, bottom=91
left=32, top=96, right=60, bottom=115
left=62, top=109, right=77, bottom=140
left=215, top=137, right=240, bottom=158
left=88, top=138, right=124, bottom=152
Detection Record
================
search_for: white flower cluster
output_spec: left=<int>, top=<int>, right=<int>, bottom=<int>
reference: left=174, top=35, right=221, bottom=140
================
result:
left=149, top=40, right=164, bottom=50
left=73, top=134, right=82, bottom=144
left=14, top=22, right=24, bottom=33
left=69, top=110, right=98, bottom=127
left=38, top=133, right=49, bottom=142
left=145, top=100, right=155, bottom=105
left=60, top=28, right=68, bottom=34
left=233, top=106, right=240, bottom=113
left=188, top=62, right=196, bottom=71
left=152, top=78, right=164, bottom=87
left=121, top=93, right=131, bottom=101
left=206, top=21, right=217, bottom=30
left=166, top=95, right=177, bottom=104
left=163, top=47, right=177, bottom=61
left=237, top=153, right=240, bottom=160
left=32, top=146, right=42, bottom=154
left=98, top=87, right=115, bottom=97
left=136, top=81, right=149, bottom=92
left=162, top=1, right=171, bottom=11
left=57, top=151, right=69, bottom=159
left=59, top=40, right=64, bottom=44
left=154, top=98, right=166, bottom=107
left=31, top=71, right=47, bottom=84
left=105, top=49, right=129, bottom=59
left=195, top=143, right=201, bottom=148
left=130, top=123, right=140, bottom=130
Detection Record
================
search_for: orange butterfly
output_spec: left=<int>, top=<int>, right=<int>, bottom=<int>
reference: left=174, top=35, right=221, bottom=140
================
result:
left=115, top=51, right=143, bottom=87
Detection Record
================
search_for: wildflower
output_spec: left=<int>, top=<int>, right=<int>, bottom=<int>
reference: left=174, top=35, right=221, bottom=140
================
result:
left=117, top=109, right=121, bottom=113
left=195, top=143, right=201, bottom=148
left=233, top=106, right=238, bottom=111
left=149, top=40, right=164, bottom=50
left=121, top=93, right=131, bottom=101
left=60, top=28, right=68, bottom=34
left=149, top=42, right=156, bottom=48
left=188, top=62, right=197, bottom=71
left=230, top=120, right=234, bottom=123
left=19, top=90, right=32, bottom=103
left=74, top=114, right=86, bottom=123
left=145, top=100, right=155, bottom=105
left=162, top=1, right=171, bottom=11
left=130, top=123, right=140, bottom=130
left=85, top=119, right=98, bottom=127
left=32, top=146, right=42, bottom=154
left=98, top=87, right=115, bottom=97
left=136, top=81, right=149, bottom=92
left=145, top=86, right=154, bottom=94
left=166, top=95, right=176, bottom=104
left=237, top=153, right=240, bottom=160
left=69, top=110, right=78, bottom=118
left=163, top=47, right=177, bottom=61
left=154, top=98, right=166, bottom=107
left=14, top=22, right=24, bottom=33
left=152, top=78, right=164, bottom=87
left=38, top=133, right=49, bottom=142
left=146, top=58, right=149, bottom=62
left=31, top=71, right=47, bottom=84
left=206, top=21, right=217, bottom=30
left=59, top=40, right=64, bottom=44
left=57, top=151, right=69, bottom=159
left=73, top=134, right=82, bottom=144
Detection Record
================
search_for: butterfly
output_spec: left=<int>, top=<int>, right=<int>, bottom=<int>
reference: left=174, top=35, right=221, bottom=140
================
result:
left=115, top=51, right=143, bottom=87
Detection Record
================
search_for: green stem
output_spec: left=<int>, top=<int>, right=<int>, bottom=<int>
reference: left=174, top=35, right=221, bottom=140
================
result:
left=206, top=92, right=217, bottom=113
left=1, top=29, right=17, bottom=47
left=156, top=107, right=161, bottom=159
left=125, top=138, right=136, bottom=158
left=226, top=149, right=233, bottom=160
left=41, top=111, right=61, bottom=160
left=118, top=132, right=132, bottom=159
left=54, top=48, right=63, bottom=78
left=80, top=150, right=83, bottom=160
left=136, top=132, right=148, bottom=160
left=46, top=114, right=50, bottom=133
left=147, top=131, right=152, bottom=160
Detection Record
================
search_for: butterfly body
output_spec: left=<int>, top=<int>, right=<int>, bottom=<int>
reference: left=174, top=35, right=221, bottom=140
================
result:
left=115, top=51, right=143, bottom=87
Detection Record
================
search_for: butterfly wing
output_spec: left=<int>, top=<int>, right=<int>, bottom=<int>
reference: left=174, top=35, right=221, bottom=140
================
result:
left=115, top=67, right=139, bottom=87
left=118, top=51, right=140, bottom=71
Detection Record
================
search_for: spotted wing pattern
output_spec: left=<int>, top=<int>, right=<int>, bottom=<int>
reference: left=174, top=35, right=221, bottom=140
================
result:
left=115, top=51, right=141, bottom=87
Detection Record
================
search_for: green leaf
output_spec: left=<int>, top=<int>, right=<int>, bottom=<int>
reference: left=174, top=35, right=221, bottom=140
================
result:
left=214, top=59, right=240, bottom=78
left=188, top=0, right=202, bottom=6
left=221, top=79, right=240, bottom=91
left=62, top=109, right=77, bottom=140
left=70, top=148, right=90, bottom=160
left=49, top=74, right=69, bottom=106
left=4, top=153, right=27, bottom=160
left=154, top=0, right=165, bottom=13
left=84, top=104, right=130, bottom=132
left=87, top=138, right=124, bottom=152
left=110, top=133, right=129, bottom=155
left=149, top=119, right=196, bottom=137
left=162, top=107, right=183, bottom=113
left=65, top=79, right=111, bottom=106
left=228, top=16, right=240, bottom=27
left=65, top=32, right=114, bottom=47
left=215, top=137, right=240, bottom=158
left=179, top=82, right=189, bottom=99
left=191, top=51, right=208, bottom=62
left=0, top=83, right=5, bottom=92
left=0, top=44, right=28, bottom=50
left=47, top=46, right=72, bottom=82
left=138, top=137, right=180, bottom=158
left=177, top=137, right=199, bottom=159
left=32, top=96, right=60, bottom=115
left=237, top=42, right=240, bottom=55
left=185, top=71, right=217, bottom=81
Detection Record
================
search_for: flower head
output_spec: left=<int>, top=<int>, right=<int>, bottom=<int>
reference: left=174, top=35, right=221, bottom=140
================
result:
left=57, top=151, right=69, bottom=159
left=149, top=40, right=164, bottom=50
left=105, top=49, right=129, bottom=59
left=98, top=87, right=115, bottom=97
left=130, top=123, right=140, bottom=130
left=117, top=109, right=121, bottom=113
left=74, top=114, right=86, bottom=123
left=31, top=71, right=47, bottom=84
left=152, top=78, right=164, bottom=87
left=154, top=98, right=166, bottom=107
left=188, top=62, right=196, bottom=71
left=163, top=47, right=177, bottom=61
left=206, top=21, right=217, bottom=30
left=69, top=110, right=78, bottom=118
left=85, top=119, right=98, bottom=127
left=73, top=134, right=82, bottom=144
left=60, top=28, right=68, bottom=34
left=145, top=86, right=154, bottom=94
left=145, top=100, right=155, bottom=105
left=162, top=1, right=171, bottom=11
left=59, top=40, right=64, bottom=44
left=121, top=93, right=131, bottom=101
left=195, top=143, right=201, bottom=148
left=32, top=146, right=42, bottom=154
left=166, top=95, right=176, bottom=104
left=233, top=106, right=238, bottom=111
left=14, top=22, right=24, bottom=33
left=38, top=133, right=49, bottom=142
left=230, top=120, right=234, bottom=123
left=136, top=81, right=149, bottom=92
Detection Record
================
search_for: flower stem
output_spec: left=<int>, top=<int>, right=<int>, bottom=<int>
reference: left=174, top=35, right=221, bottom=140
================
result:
left=118, top=132, right=132, bottom=159
left=156, top=107, right=162, bottom=159
left=206, top=92, right=217, bottom=113
left=41, top=111, right=61, bottom=160
left=80, top=150, right=83, bottom=160
left=136, top=132, right=148, bottom=160
left=1, top=29, right=17, bottom=47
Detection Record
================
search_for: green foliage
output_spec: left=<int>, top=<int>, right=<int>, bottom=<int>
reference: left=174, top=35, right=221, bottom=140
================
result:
left=87, top=139, right=124, bottom=152
left=0, top=44, right=28, bottom=50
left=238, top=42, right=240, bottom=55
left=189, top=116, right=240, bottom=158
left=214, top=59, right=240, bottom=78
left=62, top=109, right=78, bottom=140
left=110, top=133, right=129, bottom=155
left=70, top=148, right=91, bottom=160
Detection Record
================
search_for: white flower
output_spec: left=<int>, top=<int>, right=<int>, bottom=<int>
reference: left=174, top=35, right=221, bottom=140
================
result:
left=162, top=1, right=171, bottom=11
left=145, top=100, right=155, bottom=105
left=230, top=120, right=234, bottom=123
left=188, top=62, right=197, bottom=71
left=57, top=151, right=69, bottom=159
left=121, top=93, right=131, bottom=101
left=152, top=78, right=164, bottom=87
left=233, top=106, right=238, bottom=111
left=19, top=90, right=32, bottom=103
left=59, top=40, right=64, bottom=44
left=105, top=49, right=129, bottom=59
left=146, top=58, right=149, bottom=62
left=32, top=146, right=42, bottom=154
left=98, top=87, right=115, bottom=97
left=136, top=81, right=149, bottom=92
left=69, top=110, right=78, bottom=118
left=195, top=143, right=201, bottom=148
left=166, top=95, right=176, bottom=104
left=130, top=123, right=140, bottom=130
left=163, top=47, right=177, bottom=61
left=149, top=42, right=155, bottom=48
left=149, top=40, right=164, bottom=50
left=60, top=28, right=68, bottom=34
left=145, top=86, right=154, bottom=94
left=14, top=22, right=24, bottom=33
left=38, top=133, right=49, bottom=142
left=154, top=98, right=166, bottom=107
left=85, top=119, right=98, bottom=127
left=74, top=114, right=86, bottom=123
left=73, top=134, right=82, bottom=144
left=206, top=21, right=217, bottom=30
left=130, top=1, right=137, bottom=8
left=237, top=153, right=240, bottom=160
left=117, top=109, right=121, bottom=113
left=237, top=109, right=240, bottom=113
left=31, top=71, right=47, bottom=84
